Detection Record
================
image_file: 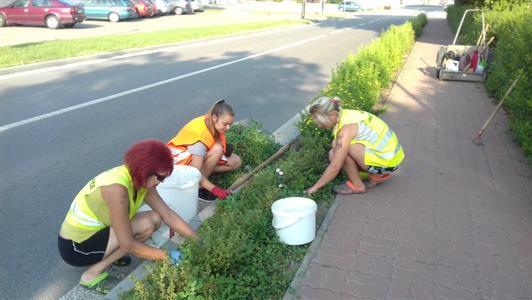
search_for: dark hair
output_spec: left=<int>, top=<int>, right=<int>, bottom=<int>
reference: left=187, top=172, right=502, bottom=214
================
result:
left=205, top=99, right=234, bottom=141
left=124, top=139, right=173, bottom=189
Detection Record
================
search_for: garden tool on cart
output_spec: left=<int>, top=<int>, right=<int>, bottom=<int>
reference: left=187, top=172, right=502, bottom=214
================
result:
left=472, top=73, right=523, bottom=146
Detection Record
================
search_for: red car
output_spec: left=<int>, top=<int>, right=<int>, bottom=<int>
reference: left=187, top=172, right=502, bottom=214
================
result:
left=0, top=0, right=85, bottom=29
left=130, top=0, right=153, bottom=17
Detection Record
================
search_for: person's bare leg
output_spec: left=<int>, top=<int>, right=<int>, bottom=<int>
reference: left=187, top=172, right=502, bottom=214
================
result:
left=80, top=211, right=161, bottom=282
left=344, top=143, right=368, bottom=186
left=201, top=143, right=224, bottom=178
left=213, top=153, right=241, bottom=173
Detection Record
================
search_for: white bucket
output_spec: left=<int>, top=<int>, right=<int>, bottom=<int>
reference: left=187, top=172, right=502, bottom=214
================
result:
left=271, top=197, right=317, bottom=246
left=139, top=165, right=200, bottom=245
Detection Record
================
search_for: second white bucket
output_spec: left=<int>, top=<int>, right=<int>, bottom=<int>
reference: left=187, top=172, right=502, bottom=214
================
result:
left=271, top=197, right=317, bottom=246
left=157, top=165, right=201, bottom=222
left=139, top=165, right=201, bottom=222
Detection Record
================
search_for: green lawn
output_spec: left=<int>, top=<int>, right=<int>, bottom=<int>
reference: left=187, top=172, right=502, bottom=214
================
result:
left=0, top=19, right=306, bottom=69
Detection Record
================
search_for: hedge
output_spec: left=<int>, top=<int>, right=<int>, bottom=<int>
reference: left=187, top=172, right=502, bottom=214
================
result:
left=323, top=20, right=417, bottom=111
left=127, top=14, right=425, bottom=299
left=447, top=4, right=532, bottom=162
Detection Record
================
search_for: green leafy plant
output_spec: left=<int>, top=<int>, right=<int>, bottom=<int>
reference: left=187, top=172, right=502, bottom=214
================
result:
left=447, top=4, right=531, bottom=162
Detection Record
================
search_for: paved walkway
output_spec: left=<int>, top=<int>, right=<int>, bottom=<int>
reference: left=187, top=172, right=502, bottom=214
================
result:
left=287, top=12, right=532, bottom=300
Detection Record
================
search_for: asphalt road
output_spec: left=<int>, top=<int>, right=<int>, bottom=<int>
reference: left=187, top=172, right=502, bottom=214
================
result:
left=0, top=7, right=426, bottom=299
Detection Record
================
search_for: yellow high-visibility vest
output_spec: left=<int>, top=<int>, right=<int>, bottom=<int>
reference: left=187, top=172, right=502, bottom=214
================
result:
left=61, top=165, right=147, bottom=243
left=333, top=109, right=404, bottom=167
left=167, top=115, right=226, bottom=165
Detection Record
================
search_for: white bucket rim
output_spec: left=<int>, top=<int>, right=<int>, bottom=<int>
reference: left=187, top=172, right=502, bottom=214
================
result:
left=159, top=165, right=201, bottom=189
left=271, top=197, right=317, bottom=216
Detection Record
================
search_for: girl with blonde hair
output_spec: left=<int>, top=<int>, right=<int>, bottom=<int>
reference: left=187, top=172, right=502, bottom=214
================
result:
left=167, top=100, right=242, bottom=201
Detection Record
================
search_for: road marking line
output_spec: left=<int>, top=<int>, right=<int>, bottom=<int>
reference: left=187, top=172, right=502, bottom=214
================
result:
left=0, top=23, right=317, bottom=81
left=0, top=34, right=325, bottom=133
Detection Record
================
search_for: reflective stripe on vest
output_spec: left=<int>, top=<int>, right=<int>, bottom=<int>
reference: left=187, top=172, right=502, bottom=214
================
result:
left=63, top=165, right=147, bottom=234
left=334, top=109, right=403, bottom=167
left=168, top=145, right=193, bottom=165
left=67, top=200, right=105, bottom=229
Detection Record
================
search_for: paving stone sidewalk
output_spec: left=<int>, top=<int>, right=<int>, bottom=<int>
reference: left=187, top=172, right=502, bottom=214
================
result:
left=286, top=12, right=532, bottom=300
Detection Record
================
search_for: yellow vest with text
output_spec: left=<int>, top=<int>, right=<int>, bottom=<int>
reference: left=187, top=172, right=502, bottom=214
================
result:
left=167, top=115, right=227, bottom=165
left=333, top=109, right=404, bottom=167
left=60, top=165, right=147, bottom=243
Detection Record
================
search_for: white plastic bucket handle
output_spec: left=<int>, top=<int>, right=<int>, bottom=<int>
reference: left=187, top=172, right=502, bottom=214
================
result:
left=272, top=210, right=315, bottom=230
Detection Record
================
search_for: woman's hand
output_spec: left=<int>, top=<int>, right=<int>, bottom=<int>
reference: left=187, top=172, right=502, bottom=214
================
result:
left=306, top=186, right=318, bottom=195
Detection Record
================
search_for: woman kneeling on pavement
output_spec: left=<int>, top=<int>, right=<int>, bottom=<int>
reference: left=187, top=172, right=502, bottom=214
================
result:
left=167, top=99, right=242, bottom=201
left=306, top=96, right=404, bottom=195
left=58, top=139, right=197, bottom=293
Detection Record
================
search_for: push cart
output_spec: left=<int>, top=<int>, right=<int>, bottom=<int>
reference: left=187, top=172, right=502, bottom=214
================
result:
left=436, top=9, right=490, bottom=82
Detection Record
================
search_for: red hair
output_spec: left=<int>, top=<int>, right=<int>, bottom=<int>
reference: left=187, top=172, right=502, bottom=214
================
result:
left=124, top=139, right=173, bottom=188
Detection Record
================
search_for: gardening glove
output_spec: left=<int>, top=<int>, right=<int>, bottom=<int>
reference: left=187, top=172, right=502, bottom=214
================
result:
left=211, top=186, right=230, bottom=200
left=168, top=249, right=182, bottom=265
left=224, top=143, right=234, bottom=157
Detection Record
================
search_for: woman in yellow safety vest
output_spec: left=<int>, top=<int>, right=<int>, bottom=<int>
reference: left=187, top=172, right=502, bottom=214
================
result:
left=306, top=96, right=404, bottom=195
left=167, top=100, right=242, bottom=201
left=58, top=139, right=197, bottom=294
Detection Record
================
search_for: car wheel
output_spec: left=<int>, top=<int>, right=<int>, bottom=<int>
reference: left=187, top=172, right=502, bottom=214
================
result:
left=109, top=12, right=120, bottom=22
left=45, top=15, right=60, bottom=29
left=174, top=6, right=183, bottom=15
left=0, top=14, right=6, bottom=27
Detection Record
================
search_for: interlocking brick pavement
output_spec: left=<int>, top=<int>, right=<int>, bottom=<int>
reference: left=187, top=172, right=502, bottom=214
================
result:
left=285, top=10, right=532, bottom=300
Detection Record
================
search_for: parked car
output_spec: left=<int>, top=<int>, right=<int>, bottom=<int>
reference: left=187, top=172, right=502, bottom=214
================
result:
left=151, top=0, right=172, bottom=14
left=337, top=1, right=361, bottom=12
left=145, top=0, right=157, bottom=15
left=0, top=0, right=85, bottom=29
left=166, top=0, right=190, bottom=15
left=188, top=0, right=201, bottom=12
left=81, top=0, right=136, bottom=22
left=130, top=0, right=152, bottom=17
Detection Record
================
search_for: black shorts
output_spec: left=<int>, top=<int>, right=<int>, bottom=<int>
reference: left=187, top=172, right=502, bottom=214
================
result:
left=58, top=227, right=110, bottom=267
left=367, top=165, right=398, bottom=175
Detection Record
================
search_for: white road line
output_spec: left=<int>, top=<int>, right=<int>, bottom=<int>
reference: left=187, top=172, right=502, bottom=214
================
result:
left=0, top=34, right=325, bottom=133
left=0, top=23, right=316, bottom=81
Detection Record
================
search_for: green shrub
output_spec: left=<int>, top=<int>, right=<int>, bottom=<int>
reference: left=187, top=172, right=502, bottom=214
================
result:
left=323, top=21, right=416, bottom=110
left=410, top=13, right=428, bottom=37
left=210, top=120, right=280, bottom=188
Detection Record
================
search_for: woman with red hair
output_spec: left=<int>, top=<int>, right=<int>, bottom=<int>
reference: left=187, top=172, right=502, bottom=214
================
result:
left=58, top=139, right=197, bottom=294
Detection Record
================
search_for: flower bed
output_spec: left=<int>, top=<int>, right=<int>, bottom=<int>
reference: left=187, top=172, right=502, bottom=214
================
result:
left=126, top=14, right=425, bottom=300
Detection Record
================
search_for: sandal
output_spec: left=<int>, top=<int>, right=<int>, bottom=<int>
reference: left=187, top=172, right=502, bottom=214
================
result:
left=333, top=181, right=367, bottom=194
left=367, top=174, right=392, bottom=187
left=113, top=255, right=131, bottom=267
left=79, top=272, right=110, bottom=295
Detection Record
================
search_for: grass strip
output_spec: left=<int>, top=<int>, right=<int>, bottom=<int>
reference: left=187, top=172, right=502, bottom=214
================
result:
left=0, top=19, right=305, bottom=69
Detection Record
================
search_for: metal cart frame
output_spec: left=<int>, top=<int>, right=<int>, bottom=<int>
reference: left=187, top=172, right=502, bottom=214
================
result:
left=436, top=9, right=488, bottom=82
